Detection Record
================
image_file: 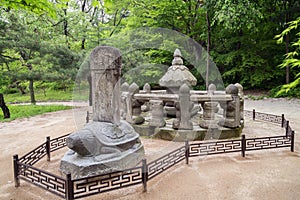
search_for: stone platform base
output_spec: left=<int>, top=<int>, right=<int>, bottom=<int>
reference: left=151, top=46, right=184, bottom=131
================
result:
left=133, top=122, right=243, bottom=141
left=60, top=144, right=144, bottom=179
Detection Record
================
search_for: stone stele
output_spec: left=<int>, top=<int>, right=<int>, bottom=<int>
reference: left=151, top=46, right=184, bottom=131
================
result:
left=60, top=46, right=144, bottom=179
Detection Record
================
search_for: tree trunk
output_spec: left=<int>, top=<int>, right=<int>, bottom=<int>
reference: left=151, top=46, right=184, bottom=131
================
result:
left=16, top=81, right=26, bottom=95
left=206, top=11, right=211, bottom=90
left=285, top=34, right=290, bottom=84
left=63, top=2, right=70, bottom=48
left=285, top=9, right=290, bottom=84
left=29, top=79, right=36, bottom=105
left=88, top=74, right=92, bottom=106
left=0, top=93, right=10, bottom=119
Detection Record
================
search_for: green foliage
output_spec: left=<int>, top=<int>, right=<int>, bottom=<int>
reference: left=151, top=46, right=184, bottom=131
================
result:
left=275, top=17, right=300, bottom=95
left=0, top=0, right=57, bottom=18
left=0, top=104, right=72, bottom=122
left=269, top=85, right=300, bottom=98
left=1, top=0, right=300, bottom=98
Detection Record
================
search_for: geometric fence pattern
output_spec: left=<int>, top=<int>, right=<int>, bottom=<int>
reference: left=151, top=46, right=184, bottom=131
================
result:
left=13, top=110, right=296, bottom=200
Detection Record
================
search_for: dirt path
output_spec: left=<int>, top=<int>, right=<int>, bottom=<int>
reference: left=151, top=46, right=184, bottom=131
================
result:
left=0, top=98, right=299, bottom=200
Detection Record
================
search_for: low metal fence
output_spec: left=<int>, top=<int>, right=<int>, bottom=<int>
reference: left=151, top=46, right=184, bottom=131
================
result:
left=13, top=110, right=296, bottom=199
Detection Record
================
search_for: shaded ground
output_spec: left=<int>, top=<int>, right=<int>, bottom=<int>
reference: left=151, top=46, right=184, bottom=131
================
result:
left=0, top=98, right=300, bottom=200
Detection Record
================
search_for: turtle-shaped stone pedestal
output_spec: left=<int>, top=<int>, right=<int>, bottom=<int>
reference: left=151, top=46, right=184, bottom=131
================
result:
left=60, top=121, right=144, bottom=179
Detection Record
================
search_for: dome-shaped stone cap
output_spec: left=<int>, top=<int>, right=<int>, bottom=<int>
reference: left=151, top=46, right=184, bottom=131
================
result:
left=143, top=83, right=151, bottom=92
left=226, top=84, right=238, bottom=95
left=159, top=49, right=197, bottom=88
left=129, top=82, right=139, bottom=93
left=234, top=83, right=243, bottom=94
left=121, top=82, right=129, bottom=91
left=208, top=83, right=216, bottom=94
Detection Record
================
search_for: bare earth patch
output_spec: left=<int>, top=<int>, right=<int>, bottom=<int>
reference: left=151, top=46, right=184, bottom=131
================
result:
left=0, top=98, right=300, bottom=200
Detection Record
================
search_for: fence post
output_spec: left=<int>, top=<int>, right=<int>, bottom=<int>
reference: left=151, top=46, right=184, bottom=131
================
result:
left=66, top=173, right=74, bottom=200
left=252, top=109, right=255, bottom=120
left=13, top=154, right=20, bottom=187
left=46, top=136, right=50, bottom=161
left=185, top=140, right=189, bottom=165
left=281, top=114, right=285, bottom=128
left=286, top=120, right=289, bottom=136
left=241, top=134, right=246, bottom=157
left=142, top=159, right=148, bottom=192
left=291, top=131, right=295, bottom=152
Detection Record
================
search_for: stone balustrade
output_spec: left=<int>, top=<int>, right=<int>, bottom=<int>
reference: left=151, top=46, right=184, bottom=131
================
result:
left=120, top=82, right=243, bottom=132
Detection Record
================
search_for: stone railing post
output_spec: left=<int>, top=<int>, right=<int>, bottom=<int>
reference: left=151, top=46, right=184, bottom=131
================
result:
left=199, top=84, right=219, bottom=129
left=150, top=99, right=165, bottom=127
left=223, top=84, right=241, bottom=128
left=235, top=83, right=244, bottom=120
left=178, top=84, right=192, bottom=130
left=125, top=83, right=139, bottom=123
left=121, top=82, right=129, bottom=120
left=141, top=83, right=151, bottom=112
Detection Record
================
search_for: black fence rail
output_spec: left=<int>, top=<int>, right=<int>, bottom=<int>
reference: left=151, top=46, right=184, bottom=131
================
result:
left=147, top=146, right=186, bottom=180
left=246, top=135, right=291, bottom=151
left=245, top=109, right=294, bottom=137
left=49, top=134, right=70, bottom=152
left=18, top=143, right=47, bottom=166
left=189, top=139, right=242, bottom=157
left=244, top=109, right=284, bottom=124
left=13, top=110, right=296, bottom=200
left=72, top=166, right=143, bottom=199
left=15, top=158, right=66, bottom=198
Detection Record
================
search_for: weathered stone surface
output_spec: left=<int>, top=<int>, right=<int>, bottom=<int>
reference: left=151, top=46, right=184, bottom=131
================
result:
left=66, top=121, right=140, bottom=156
left=178, top=84, right=193, bottom=130
left=223, top=84, right=241, bottom=128
left=90, top=46, right=121, bottom=124
left=150, top=99, right=166, bottom=127
left=60, top=46, right=144, bottom=179
left=60, top=142, right=144, bottom=179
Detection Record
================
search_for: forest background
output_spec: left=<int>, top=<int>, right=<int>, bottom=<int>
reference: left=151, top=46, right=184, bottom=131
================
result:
left=0, top=0, right=300, bottom=105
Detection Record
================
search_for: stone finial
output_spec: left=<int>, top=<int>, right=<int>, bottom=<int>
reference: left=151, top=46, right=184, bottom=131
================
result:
left=234, top=83, right=243, bottom=96
left=121, top=82, right=129, bottom=92
left=225, top=84, right=238, bottom=95
left=172, top=49, right=184, bottom=65
left=143, top=83, right=151, bottom=93
left=208, top=83, right=216, bottom=95
left=129, top=82, right=139, bottom=94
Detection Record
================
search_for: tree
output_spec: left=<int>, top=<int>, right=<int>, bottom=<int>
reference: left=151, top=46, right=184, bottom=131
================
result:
left=0, top=0, right=57, bottom=18
left=275, top=17, right=300, bottom=94
left=0, top=93, right=10, bottom=119
left=0, top=9, right=81, bottom=104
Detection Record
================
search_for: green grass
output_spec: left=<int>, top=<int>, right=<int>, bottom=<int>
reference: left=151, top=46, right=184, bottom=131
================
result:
left=0, top=104, right=72, bottom=122
left=2, top=89, right=89, bottom=103
left=3, top=90, right=73, bottom=103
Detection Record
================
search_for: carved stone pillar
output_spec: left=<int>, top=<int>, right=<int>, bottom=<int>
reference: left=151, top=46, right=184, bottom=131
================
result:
left=90, top=46, right=121, bottom=124
left=235, top=83, right=244, bottom=120
left=120, top=82, right=129, bottom=120
left=150, top=100, right=165, bottom=127
left=141, top=83, right=151, bottom=112
left=199, top=101, right=219, bottom=129
left=223, top=84, right=241, bottom=128
left=178, top=84, right=193, bottom=130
